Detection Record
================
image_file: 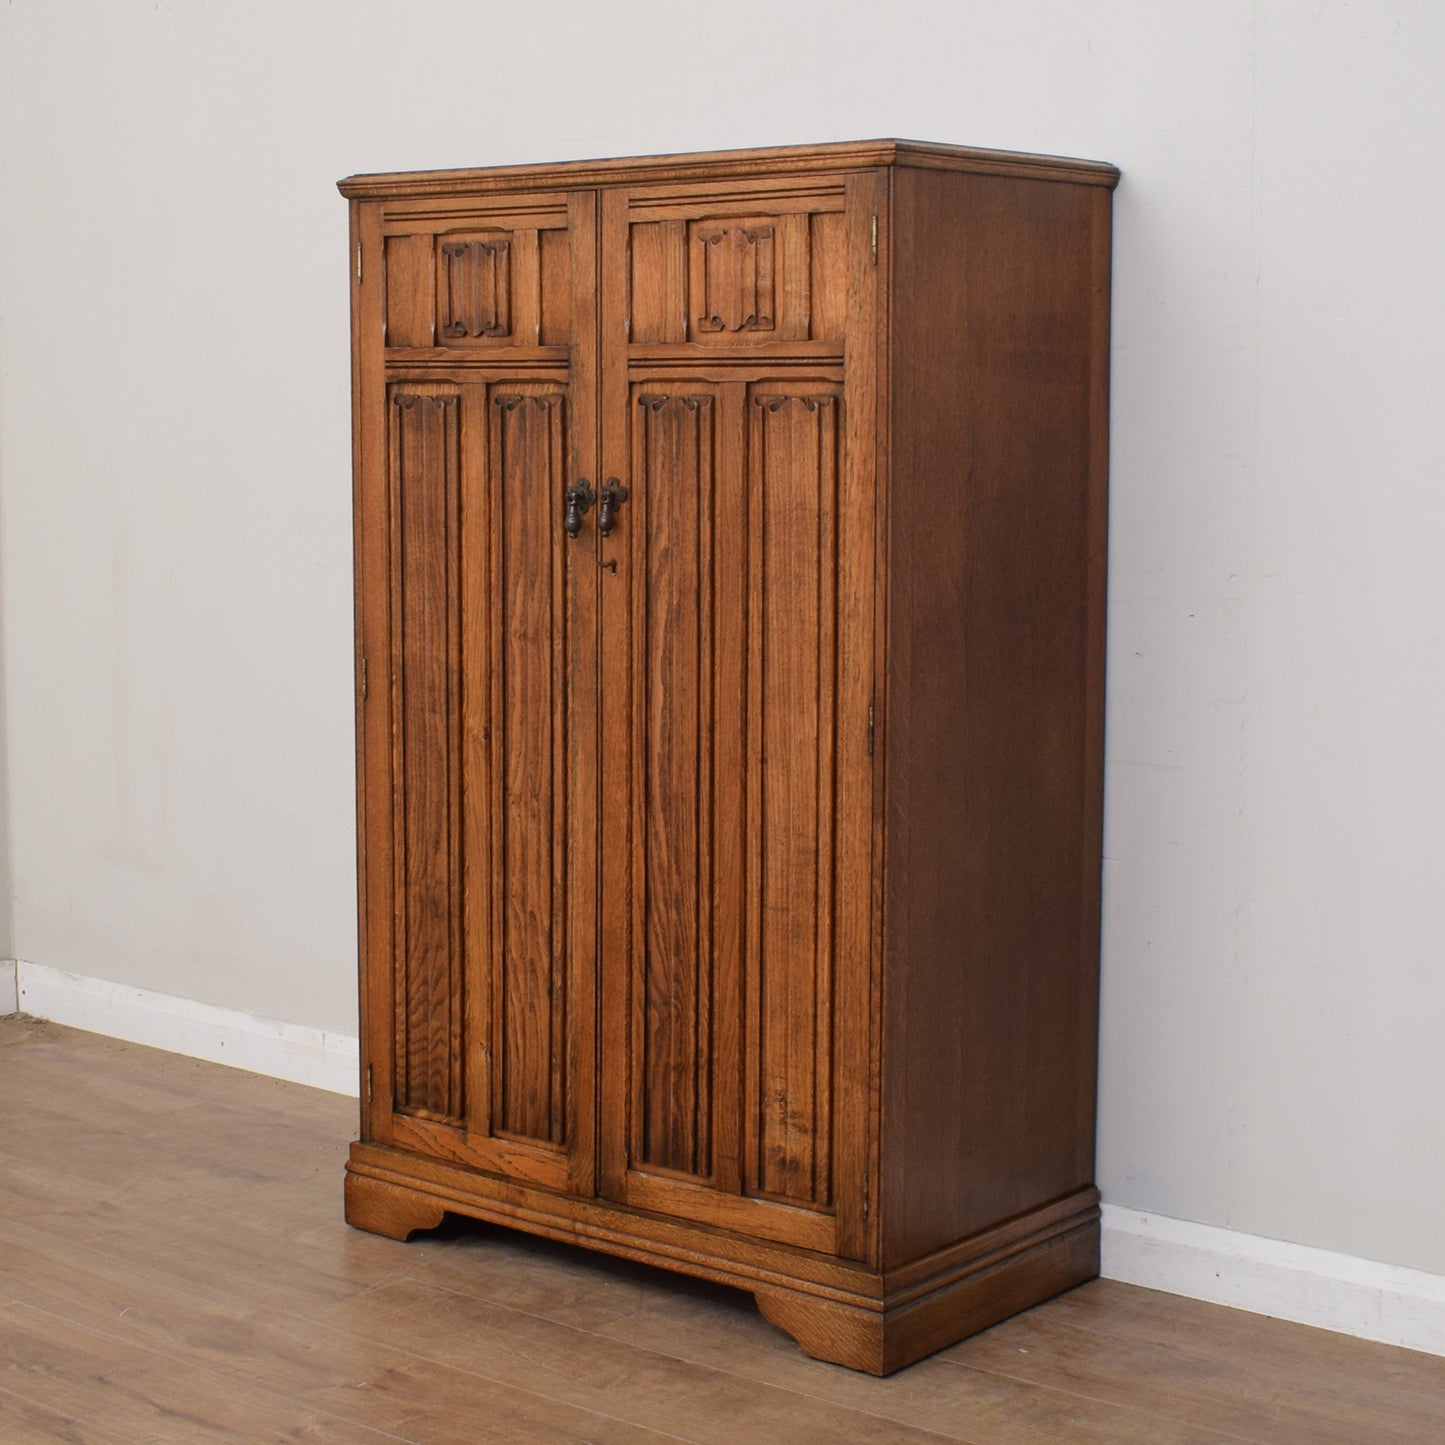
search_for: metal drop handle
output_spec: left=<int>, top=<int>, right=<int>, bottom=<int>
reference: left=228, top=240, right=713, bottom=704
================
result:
left=564, top=479, right=596, bottom=538
left=598, top=479, right=629, bottom=537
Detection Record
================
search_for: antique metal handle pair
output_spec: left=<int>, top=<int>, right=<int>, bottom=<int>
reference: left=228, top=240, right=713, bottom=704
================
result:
left=564, top=478, right=628, bottom=538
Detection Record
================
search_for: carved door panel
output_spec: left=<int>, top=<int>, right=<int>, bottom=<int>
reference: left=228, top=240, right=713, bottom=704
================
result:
left=356, top=193, right=598, bottom=1197
left=595, top=176, right=882, bottom=1257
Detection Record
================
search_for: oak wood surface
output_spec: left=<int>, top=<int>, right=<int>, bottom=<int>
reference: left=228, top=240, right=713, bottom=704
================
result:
left=338, top=139, right=1120, bottom=200
left=348, top=140, right=1116, bottom=1372
left=4, top=1021, right=1445, bottom=1444
left=880, top=165, right=1110, bottom=1267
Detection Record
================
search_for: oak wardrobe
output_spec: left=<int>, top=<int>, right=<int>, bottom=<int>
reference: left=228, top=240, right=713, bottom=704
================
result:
left=339, top=139, right=1117, bottom=1374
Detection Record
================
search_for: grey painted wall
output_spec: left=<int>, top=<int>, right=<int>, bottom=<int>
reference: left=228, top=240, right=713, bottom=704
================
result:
left=1, top=0, right=1442, bottom=1275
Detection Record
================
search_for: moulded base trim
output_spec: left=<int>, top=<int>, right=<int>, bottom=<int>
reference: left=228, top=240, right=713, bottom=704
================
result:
left=344, top=1142, right=1100, bottom=1373
left=1101, top=1204, right=1445, bottom=1358
left=9, top=959, right=359, bottom=1095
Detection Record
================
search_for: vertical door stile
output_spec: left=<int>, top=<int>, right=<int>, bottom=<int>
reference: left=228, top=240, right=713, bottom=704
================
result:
left=355, top=197, right=396, bottom=1146
left=597, top=185, right=634, bottom=1202
left=548, top=393, right=568, bottom=1149
left=695, top=395, right=715, bottom=1184
left=566, top=186, right=601, bottom=1197
left=741, top=381, right=766, bottom=1205
left=813, top=386, right=839, bottom=1209
left=626, top=389, right=649, bottom=1179
left=833, top=170, right=884, bottom=1261
left=711, top=380, right=749, bottom=1203
left=485, top=384, right=508, bottom=1147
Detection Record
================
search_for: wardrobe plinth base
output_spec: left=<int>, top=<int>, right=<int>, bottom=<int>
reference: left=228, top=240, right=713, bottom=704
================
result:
left=344, top=1168, right=447, bottom=1241
left=344, top=1145, right=1099, bottom=1375
left=756, top=1218, right=1099, bottom=1375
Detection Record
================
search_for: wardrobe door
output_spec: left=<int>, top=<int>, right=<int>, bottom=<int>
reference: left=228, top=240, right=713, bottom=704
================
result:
left=595, top=174, right=882, bottom=1257
left=354, top=193, right=599, bottom=1197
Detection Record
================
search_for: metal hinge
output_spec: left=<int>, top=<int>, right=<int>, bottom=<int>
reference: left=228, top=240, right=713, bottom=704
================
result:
left=870, top=215, right=878, bottom=266
left=356, top=240, right=363, bottom=284
left=360, top=654, right=368, bottom=701
left=365, top=1064, right=373, bottom=1103
left=862, top=1170, right=870, bottom=1219
left=867, top=703, right=875, bottom=756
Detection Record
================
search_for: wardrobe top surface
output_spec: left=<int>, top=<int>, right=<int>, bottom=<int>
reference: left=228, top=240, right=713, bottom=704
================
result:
left=337, top=138, right=1120, bottom=200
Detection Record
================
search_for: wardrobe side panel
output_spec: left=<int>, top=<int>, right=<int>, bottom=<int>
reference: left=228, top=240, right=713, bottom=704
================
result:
left=880, top=166, right=1111, bottom=1267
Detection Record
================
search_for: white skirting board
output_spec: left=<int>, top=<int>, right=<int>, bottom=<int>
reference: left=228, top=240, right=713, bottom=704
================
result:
left=4, top=958, right=1441, bottom=1358
left=10, top=959, right=358, bottom=1096
left=1101, top=1205, right=1445, bottom=1357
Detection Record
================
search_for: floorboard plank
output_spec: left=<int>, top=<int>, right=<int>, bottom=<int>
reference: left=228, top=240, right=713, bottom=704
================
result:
left=940, top=1304, right=1442, bottom=1444
left=1, top=1230, right=674, bottom=1445
left=589, top=1270, right=1251, bottom=1444
left=0, top=1384, right=126, bottom=1445
left=312, top=1276, right=962, bottom=1444
left=0, top=1300, right=409, bottom=1443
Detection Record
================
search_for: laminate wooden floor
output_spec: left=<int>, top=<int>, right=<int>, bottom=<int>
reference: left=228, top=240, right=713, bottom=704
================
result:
left=1, top=1018, right=1441, bottom=1444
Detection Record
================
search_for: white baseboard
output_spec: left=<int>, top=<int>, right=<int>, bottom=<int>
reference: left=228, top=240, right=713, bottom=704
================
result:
left=1, top=958, right=16, bottom=1015
left=1101, top=1203, right=1445, bottom=1357
left=11, top=960, right=359, bottom=1096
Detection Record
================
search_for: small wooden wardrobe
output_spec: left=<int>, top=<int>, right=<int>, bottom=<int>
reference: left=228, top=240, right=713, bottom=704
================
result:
left=339, top=139, right=1117, bottom=1373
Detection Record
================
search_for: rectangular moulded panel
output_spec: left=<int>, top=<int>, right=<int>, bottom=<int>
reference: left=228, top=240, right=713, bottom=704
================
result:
left=380, top=209, right=576, bottom=353
left=806, top=211, right=848, bottom=342
left=626, top=386, right=735, bottom=1181
left=384, top=235, right=435, bottom=347
left=487, top=385, right=573, bottom=1146
left=628, top=221, right=686, bottom=343
left=621, top=185, right=848, bottom=350
left=745, top=384, right=842, bottom=1210
left=388, top=386, right=465, bottom=1121
left=439, top=231, right=514, bottom=342
left=688, top=217, right=778, bottom=337
left=538, top=227, right=574, bottom=346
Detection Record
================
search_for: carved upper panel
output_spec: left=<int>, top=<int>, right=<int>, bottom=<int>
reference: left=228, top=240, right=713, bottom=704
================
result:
left=439, top=233, right=513, bottom=342
left=627, top=202, right=848, bottom=346
left=381, top=219, right=574, bottom=350
left=690, top=222, right=775, bottom=333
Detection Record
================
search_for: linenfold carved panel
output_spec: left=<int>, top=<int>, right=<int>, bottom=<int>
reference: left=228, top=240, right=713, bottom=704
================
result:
left=489, top=389, right=571, bottom=1147
left=629, top=390, right=722, bottom=1182
left=689, top=220, right=777, bottom=334
left=439, top=233, right=513, bottom=342
left=746, top=386, right=841, bottom=1210
left=389, top=390, right=465, bottom=1124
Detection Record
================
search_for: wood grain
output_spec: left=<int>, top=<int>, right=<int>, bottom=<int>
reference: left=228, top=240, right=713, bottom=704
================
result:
left=490, top=388, right=568, bottom=1145
left=633, top=389, right=719, bottom=1179
left=349, top=141, right=1118, bottom=1373
left=338, top=138, right=1120, bottom=200
left=748, top=386, right=841, bottom=1211
left=880, top=165, right=1112, bottom=1266
left=390, top=387, right=464, bottom=1121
